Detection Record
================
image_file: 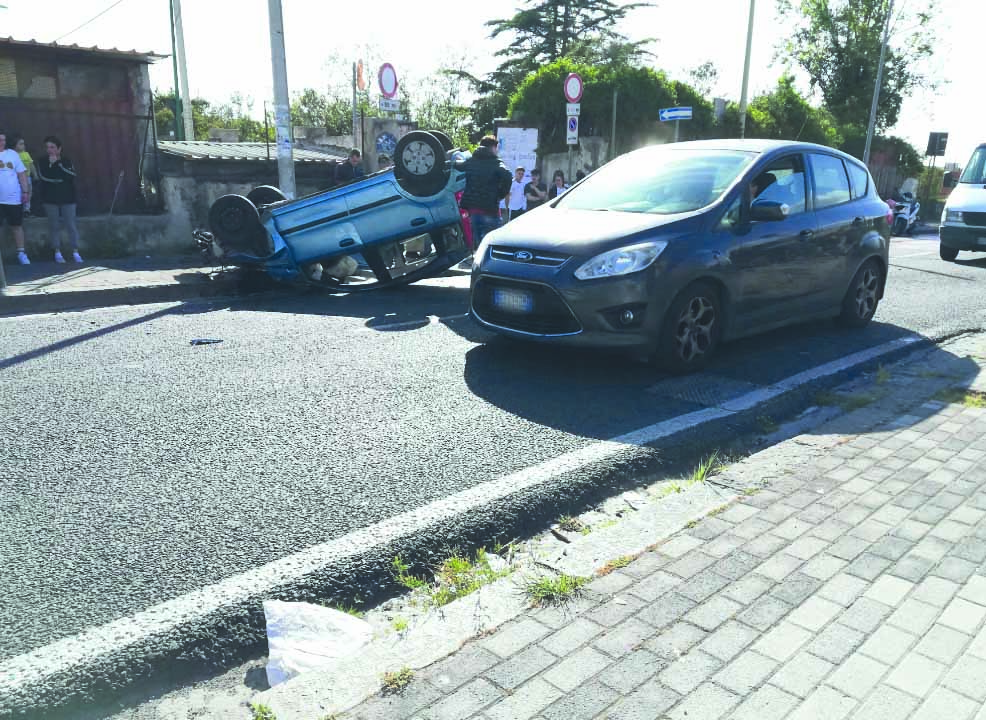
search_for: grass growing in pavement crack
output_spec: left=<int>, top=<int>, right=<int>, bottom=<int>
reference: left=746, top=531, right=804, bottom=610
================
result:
left=392, top=616, right=408, bottom=633
left=708, top=504, right=730, bottom=516
left=598, top=555, right=635, bottom=576
left=392, top=549, right=512, bottom=608
left=381, top=667, right=414, bottom=695
left=935, top=387, right=986, bottom=408
left=250, top=703, right=277, bottom=720
left=876, top=364, right=891, bottom=384
left=689, top=451, right=728, bottom=484
left=815, top=390, right=876, bottom=412
left=557, top=515, right=586, bottom=532
left=525, top=574, right=589, bottom=607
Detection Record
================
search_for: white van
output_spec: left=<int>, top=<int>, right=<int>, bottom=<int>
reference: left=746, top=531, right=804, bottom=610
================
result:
left=940, top=143, right=986, bottom=261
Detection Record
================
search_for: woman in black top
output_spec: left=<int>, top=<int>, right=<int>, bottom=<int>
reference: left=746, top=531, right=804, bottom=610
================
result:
left=37, top=135, right=83, bottom=263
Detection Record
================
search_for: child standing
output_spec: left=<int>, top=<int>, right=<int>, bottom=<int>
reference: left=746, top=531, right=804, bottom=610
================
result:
left=14, top=137, right=36, bottom=216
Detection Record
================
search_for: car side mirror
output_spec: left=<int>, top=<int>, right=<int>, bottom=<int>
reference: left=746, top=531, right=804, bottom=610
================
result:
left=750, top=200, right=790, bottom=222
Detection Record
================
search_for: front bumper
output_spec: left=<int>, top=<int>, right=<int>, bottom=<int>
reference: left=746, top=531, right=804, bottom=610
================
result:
left=470, top=258, right=674, bottom=351
left=940, top=224, right=986, bottom=251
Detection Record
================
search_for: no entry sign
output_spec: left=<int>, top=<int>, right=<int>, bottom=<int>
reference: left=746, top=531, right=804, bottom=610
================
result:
left=378, top=63, right=399, bottom=99
left=564, top=73, right=584, bottom=103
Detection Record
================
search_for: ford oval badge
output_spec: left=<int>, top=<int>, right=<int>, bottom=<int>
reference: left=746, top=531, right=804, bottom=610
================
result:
left=514, top=250, right=533, bottom=262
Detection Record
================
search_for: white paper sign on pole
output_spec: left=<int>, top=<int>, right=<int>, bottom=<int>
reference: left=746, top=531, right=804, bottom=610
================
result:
left=496, top=127, right=539, bottom=181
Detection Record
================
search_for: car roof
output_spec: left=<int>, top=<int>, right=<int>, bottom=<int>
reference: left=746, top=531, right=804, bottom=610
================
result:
left=634, top=138, right=865, bottom=165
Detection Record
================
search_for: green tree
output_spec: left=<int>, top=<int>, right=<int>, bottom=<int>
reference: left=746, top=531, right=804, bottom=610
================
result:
left=290, top=88, right=352, bottom=135
left=778, top=0, right=937, bottom=130
left=154, top=90, right=272, bottom=142
left=746, top=75, right=843, bottom=146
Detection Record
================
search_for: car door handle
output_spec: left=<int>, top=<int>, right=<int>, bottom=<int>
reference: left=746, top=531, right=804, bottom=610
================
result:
left=411, top=217, right=427, bottom=227
left=852, top=217, right=865, bottom=227
left=799, top=230, right=815, bottom=241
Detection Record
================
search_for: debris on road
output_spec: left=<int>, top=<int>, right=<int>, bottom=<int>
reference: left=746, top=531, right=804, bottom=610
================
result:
left=189, top=338, right=223, bottom=346
left=263, top=600, right=373, bottom=687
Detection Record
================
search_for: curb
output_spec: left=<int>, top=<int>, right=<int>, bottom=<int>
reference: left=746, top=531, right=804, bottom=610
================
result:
left=0, top=276, right=245, bottom=316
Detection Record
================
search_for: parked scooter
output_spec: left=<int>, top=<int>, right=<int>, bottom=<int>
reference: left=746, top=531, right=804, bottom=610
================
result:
left=890, top=190, right=920, bottom=236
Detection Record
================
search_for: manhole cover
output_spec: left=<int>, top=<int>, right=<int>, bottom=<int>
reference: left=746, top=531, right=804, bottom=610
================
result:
left=647, top=373, right=762, bottom=407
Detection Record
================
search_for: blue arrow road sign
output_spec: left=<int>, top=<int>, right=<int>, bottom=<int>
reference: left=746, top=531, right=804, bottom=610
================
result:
left=659, top=106, right=693, bottom=122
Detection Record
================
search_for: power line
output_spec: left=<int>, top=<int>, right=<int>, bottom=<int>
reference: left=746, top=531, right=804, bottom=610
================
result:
left=54, top=0, right=129, bottom=43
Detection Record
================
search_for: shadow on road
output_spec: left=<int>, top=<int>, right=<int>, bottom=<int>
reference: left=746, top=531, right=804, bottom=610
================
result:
left=462, top=319, right=972, bottom=439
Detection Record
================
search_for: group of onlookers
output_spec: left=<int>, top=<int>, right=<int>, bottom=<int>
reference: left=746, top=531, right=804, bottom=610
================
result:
left=0, top=130, right=82, bottom=266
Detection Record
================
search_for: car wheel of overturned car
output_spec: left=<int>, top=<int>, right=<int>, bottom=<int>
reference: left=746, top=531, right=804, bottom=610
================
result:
left=208, top=194, right=270, bottom=257
left=246, top=185, right=288, bottom=208
left=394, top=130, right=448, bottom=197
left=657, top=281, right=722, bottom=374
left=838, top=258, right=882, bottom=328
left=892, top=216, right=907, bottom=236
left=939, top=244, right=959, bottom=262
left=428, top=130, right=454, bottom=152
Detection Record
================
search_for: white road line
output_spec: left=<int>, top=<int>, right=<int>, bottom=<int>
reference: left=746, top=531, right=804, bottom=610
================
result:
left=0, top=333, right=924, bottom=695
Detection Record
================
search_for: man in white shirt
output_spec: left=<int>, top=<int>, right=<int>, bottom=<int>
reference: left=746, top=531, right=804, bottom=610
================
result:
left=0, top=131, right=30, bottom=264
left=506, top=166, right=527, bottom=222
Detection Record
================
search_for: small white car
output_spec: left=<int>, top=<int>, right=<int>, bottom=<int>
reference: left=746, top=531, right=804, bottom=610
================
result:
left=939, top=143, right=986, bottom=261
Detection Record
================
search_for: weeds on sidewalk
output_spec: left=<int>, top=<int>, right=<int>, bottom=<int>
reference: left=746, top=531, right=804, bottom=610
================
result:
left=392, top=549, right=512, bottom=608
left=557, top=515, right=587, bottom=532
left=876, top=364, right=891, bottom=384
left=392, top=616, right=409, bottom=633
left=381, top=667, right=414, bottom=695
left=935, top=387, right=986, bottom=408
left=689, top=451, right=728, bottom=484
left=525, top=574, right=588, bottom=607
left=250, top=703, right=277, bottom=720
left=598, top=555, right=634, bottom=576
left=816, top=390, right=876, bottom=412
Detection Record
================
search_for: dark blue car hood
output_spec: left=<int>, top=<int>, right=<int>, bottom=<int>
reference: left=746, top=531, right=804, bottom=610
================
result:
left=484, top=207, right=703, bottom=254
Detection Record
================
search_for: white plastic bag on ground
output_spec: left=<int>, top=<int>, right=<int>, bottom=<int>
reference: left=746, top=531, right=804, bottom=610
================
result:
left=263, top=600, right=374, bottom=687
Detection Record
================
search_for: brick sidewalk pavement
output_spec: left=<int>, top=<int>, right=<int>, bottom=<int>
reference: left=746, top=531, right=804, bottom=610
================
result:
left=345, top=400, right=986, bottom=720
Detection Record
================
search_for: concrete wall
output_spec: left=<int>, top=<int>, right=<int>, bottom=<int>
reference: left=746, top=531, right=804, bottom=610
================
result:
left=19, top=213, right=184, bottom=260
left=541, top=137, right=611, bottom=184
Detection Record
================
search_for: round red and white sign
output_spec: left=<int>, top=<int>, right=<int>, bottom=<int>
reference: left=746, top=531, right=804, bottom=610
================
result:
left=564, top=72, right=584, bottom=103
left=378, top=63, right=399, bottom=99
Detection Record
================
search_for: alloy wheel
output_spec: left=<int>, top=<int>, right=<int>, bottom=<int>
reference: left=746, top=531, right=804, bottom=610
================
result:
left=401, top=140, right=436, bottom=175
left=674, top=296, right=716, bottom=363
left=854, top=267, right=879, bottom=319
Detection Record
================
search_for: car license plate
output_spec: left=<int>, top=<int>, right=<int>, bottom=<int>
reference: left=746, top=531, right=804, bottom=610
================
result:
left=492, top=288, right=534, bottom=313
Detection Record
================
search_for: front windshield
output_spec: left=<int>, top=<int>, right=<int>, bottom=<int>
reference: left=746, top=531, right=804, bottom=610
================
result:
left=556, top=147, right=757, bottom=214
left=960, top=147, right=986, bottom=184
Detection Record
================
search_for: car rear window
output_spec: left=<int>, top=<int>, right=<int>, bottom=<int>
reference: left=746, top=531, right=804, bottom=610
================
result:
left=810, top=154, right=852, bottom=209
left=846, top=162, right=871, bottom=199
left=960, top=147, right=986, bottom=184
left=556, top=147, right=757, bottom=215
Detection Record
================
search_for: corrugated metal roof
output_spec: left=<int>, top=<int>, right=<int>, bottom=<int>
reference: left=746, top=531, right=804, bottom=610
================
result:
left=0, top=37, right=167, bottom=63
left=158, top=141, right=345, bottom=163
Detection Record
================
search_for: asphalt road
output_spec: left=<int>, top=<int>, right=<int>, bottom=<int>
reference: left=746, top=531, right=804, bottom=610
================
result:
left=1, top=231, right=984, bottom=666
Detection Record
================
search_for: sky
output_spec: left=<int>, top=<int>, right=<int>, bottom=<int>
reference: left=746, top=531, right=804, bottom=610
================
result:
left=3, top=0, right=981, bottom=165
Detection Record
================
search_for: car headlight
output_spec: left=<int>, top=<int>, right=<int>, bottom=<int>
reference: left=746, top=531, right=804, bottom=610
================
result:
left=944, top=209, right=964, bottom=224
left=574, top=241, right=668, bottom=280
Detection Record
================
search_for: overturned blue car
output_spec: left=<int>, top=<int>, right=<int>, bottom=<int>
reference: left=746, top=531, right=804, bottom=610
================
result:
left=199, top=130, right=470, bottom=291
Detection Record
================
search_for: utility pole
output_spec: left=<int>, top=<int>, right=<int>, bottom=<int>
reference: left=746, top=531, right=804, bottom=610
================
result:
left=738, top=0, right=756, bottom=139
left=172, top=0, right=193, bottom=141
left=168, top=0, right=183, bottom=140
left=610, top=88, right=617, bottom=161
left=863, top=0, right=894, bottom=165
left=352, top=62, right=359, bottom=148
left=268, top=0, right=296, bottom=198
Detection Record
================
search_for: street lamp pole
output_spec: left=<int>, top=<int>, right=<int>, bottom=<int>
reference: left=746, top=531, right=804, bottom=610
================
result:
left=738, top=0, right=756, bottom=139
left=863, top=0, right=894, bottom=165
left=267, top=0, right=296, bottom=199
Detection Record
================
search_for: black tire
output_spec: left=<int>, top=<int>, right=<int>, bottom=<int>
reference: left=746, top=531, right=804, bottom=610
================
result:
left=428, top=130, right=454, bottom=152
left=892, top=217, right=907, bottom=236
left=838, top=258, right=882, bottom=328
left=246, top=185, right=287, bottom=208
left=208, top=194, right=269, bottom=256
left=394, top=130, right=448, bottom=196
left=656, top=281, right=723, bottom=374
left=940, top=244, right=959, bottom=262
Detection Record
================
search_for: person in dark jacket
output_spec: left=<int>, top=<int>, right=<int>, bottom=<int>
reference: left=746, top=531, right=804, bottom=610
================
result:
left=334, top=149, right=364, bottom=184
left=459, top=136, right=511, bottom=245
left=36, top=135, right=82, bottom=263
